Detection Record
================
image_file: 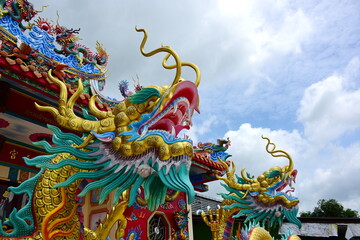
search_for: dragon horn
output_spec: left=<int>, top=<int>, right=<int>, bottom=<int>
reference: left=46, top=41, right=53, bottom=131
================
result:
left=136, top=27, right=181, bottom=87
left=241, top=168, right=256, bottom=183
left=35, top=70, right=116, bottom=135
left=216, top=160, right=255, bottom=191
left=262, top=136, right=294, bottom=172
left=162, top=53, right=201, bottom=87
left=135, top=26, right=200, bottom=88
left=36, top=5, right=48, bottom=13
left=56, top=11, right=60, bottom=26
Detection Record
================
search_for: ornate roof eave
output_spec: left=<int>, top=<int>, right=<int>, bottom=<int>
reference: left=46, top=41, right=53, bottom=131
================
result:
left=0, top=21, right=112, bottom=111
left=192, top=151, right=228, bottom=171
left=0, top=54, right=110, bottom=112
left=0, top=12, right=117, bottom=111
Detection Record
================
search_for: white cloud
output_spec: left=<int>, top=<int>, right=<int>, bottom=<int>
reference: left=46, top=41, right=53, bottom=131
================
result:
left=224, top=123, right=304, bottom=176
left=206, top=58, right=360, bottom=213
left=298, top=142, right=360, bottom=213
left=297, top=58, right=360, bottom=145
left=247, top=8, right=312, bottom=64
left=187, top=115, right=219, bottom=144
left=210, top=0, right=313, bottom=64
left=206, top=121, right=360, bottom=213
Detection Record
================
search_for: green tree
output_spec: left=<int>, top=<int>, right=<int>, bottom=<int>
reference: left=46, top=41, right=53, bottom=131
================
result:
left=300, top=199, right=359, bottom=218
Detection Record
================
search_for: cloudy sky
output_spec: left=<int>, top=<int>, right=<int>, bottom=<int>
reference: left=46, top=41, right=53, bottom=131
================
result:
left=34, top=0, right=360, bottom=213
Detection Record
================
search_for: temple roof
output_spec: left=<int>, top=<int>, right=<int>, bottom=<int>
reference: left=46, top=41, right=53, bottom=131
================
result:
left=192, top=151, right=227, bottom=171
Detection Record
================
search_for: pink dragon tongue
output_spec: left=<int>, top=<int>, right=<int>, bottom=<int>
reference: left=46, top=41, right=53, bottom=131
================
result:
left=149, top=119, right=173, bottom=132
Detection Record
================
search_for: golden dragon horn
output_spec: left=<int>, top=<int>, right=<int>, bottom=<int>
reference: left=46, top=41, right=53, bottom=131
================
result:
left=136, top=26, right=198, bottom=88
left=217, top=160, right=255, bottom=190
left=35, top=70, right=116, bottom=135
left=262, top=136, right=294, bottom=172
left=36, top=5, right=48, bottom=13
left=162, top=53, right=201, bottom=87
left=240, top=168, right=256, bottom=183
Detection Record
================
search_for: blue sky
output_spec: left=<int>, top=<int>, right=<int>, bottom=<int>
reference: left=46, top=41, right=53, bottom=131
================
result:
left=36, top=0, right=360, bottom=213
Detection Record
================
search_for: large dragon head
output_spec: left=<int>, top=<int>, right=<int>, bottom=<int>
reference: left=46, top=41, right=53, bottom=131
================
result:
left=35, top=28, right=200, bottom=210
left=217, top=136, right=301, bottom=228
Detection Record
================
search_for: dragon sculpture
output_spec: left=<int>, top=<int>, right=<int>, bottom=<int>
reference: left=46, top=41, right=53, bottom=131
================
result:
left=0, top=0, right=44, bottom=30
left=199, top=137, right=301, bottom=240
left=34, top=16, right=109, bottom=67
left=173, top=211, right=189, bottom=240
left=195, top=137, right=231, bottom=162
left=0, top=27, right=200, bottom=240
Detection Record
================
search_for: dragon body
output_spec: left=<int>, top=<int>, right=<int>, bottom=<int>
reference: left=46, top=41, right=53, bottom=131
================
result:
left=199, top=137, right=301, bottom=240
left=0, top=28, right=200, bottom=240
left=0, top=0, right=41, bottom=30
left=34, top=17, right=109, bottom=67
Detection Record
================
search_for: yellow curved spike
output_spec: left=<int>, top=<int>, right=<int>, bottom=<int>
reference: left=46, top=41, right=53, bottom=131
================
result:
left=36, top=70, right=116, bottom=134
left=136, top=27, right=181, bottom=87
left=34, top=103, right=59, bottom=116
left=262, top=136, right=294, bottom=172
left=89, top=94, right=114, bottom=120
left=66, top=77, right=83, bottom=111
left=47, top=70, right=68, bottom=106
left=162, top=53, right=201, bottom=87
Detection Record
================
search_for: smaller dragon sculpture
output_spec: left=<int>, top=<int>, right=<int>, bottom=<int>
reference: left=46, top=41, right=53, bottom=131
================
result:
left=172, top=211, right=189, bottom=240
left=199, top=136, right=301, bottom=240
left=195, top=138, right=231, bottom=162
left=34, top=15, right=109, bottom=67
left=0, top=0, right=45, bottom=30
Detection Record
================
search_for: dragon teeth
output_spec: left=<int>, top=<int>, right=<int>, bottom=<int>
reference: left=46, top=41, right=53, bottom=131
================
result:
left=140, top=125, right=148, bottom=138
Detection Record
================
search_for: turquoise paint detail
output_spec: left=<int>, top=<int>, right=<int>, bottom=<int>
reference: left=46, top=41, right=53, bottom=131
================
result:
left=158, top=164, right=194, bottom=203
left=47, top=125, right=84, bottom=146
left=54, top=169, right=115, bottom=189
left=24, top=154, right=57, bottom=166
left=82, top=109, right=98, bottom=121
left=128, top=176, right=144, bottom=205
left=127, top=87, right=160, bottom=104
left=220, top=174, right=302, bottom=229
left=32, top=140, right=97, bottom=159
left=266, top=169, right=281, bottom=178
left=0, top=169, right=43, bottom=237
left=143, top=174, right=167, bottom=211
left=91, top=130, right=116, bottom=142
